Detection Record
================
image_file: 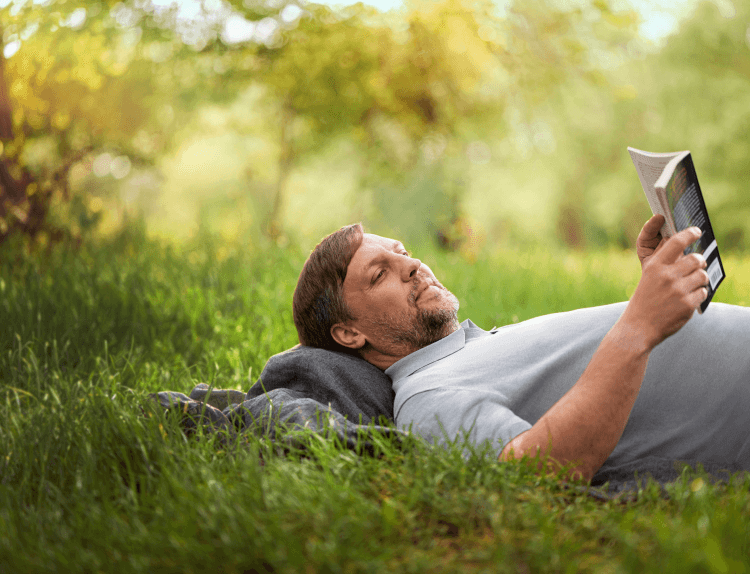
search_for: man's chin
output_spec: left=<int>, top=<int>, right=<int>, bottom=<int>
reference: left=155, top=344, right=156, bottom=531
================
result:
left=415, top=294, right=460, bottom=345
left=368, top=289, right=460, bottom=353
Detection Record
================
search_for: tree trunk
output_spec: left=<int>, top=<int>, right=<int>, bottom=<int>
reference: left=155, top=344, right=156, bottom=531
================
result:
left=265, top=101, right=295, bottom=242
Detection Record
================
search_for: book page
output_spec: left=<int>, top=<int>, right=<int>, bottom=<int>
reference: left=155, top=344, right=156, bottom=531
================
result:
left=627, top=148, right=681, bottom=191
left=627, top=147, right=685, bottom=236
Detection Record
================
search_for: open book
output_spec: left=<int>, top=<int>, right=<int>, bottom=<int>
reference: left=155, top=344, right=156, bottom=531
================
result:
left=628, top=147, right=725, bottom=313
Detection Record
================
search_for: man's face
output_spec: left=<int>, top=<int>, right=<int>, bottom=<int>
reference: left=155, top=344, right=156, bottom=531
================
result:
left=337, top=233, right=459, bottom=358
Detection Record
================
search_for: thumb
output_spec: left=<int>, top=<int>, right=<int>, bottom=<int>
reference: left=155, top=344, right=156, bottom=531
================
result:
left=638, top=214, right=665, bottom=246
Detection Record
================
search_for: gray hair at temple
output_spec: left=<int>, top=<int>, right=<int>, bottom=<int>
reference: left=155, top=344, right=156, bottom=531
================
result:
left=292, top=223, right=364, bottom=351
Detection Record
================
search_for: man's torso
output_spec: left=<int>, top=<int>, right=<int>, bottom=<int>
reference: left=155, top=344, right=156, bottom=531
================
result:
left=386, top=303, right=750, bottom=471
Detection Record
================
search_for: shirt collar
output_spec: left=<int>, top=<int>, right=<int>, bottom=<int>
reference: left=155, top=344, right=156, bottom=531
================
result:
left=385, top=319, right=481, bottom=383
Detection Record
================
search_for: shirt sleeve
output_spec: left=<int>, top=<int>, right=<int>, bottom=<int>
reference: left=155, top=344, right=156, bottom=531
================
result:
left=396, top=387, right=532, bottom=456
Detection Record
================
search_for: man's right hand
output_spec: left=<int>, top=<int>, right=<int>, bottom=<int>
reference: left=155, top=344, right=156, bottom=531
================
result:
left=621, top=225, right=709, bottom=350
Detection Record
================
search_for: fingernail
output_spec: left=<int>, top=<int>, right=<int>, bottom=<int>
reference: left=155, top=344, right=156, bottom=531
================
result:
left=691, top=227, right=702, bottom=235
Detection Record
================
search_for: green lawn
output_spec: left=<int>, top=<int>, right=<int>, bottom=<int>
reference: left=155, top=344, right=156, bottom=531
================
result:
left=1, top=230, right=749, bottom=573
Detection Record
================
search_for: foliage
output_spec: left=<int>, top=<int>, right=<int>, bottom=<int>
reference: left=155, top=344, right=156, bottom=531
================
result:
left=2, top=1, right=154, bottom=244
left=2, top=235, right=750, bottom=572
left=630, top=0, right=750, bottom=251
left=243, top=0, right=642, bottom=245
left=0, top=0, right=293, bottom=246
left=1, top=0, right=747, bottom=252
left=1, top=0, right=648, bottom=250
left=537, top=0, right=750, bottom=250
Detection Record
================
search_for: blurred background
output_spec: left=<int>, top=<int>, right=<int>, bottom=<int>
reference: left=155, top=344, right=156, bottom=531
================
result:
left=1, top=0, right=748, bottom=255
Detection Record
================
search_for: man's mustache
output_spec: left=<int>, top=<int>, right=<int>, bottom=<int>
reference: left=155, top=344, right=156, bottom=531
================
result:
left=408, top=275, right=444, bottom=306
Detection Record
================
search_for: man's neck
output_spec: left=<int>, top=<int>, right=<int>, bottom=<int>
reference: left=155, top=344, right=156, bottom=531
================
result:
left=361, top=321, right=460, bottom=371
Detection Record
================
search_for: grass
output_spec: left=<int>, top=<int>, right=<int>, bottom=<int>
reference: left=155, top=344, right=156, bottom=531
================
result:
left=1, top=228, right=749, bottom=573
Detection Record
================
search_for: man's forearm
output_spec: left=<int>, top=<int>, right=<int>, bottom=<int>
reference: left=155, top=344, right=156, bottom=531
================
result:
left=499, top=316, right=652, bottom=481
left=499, top=226, right=708, bottom=481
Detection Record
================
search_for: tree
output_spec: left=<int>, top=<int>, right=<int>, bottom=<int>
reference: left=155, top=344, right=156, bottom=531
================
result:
left=0, top=0, right=650, bottom=249
left=635, top=0, right=750, bottom=250
left=238, top=0, right=640, bottom=247
left=546, top=0, right=750, bottom=250
left=0, top=0, right=291, bottom=246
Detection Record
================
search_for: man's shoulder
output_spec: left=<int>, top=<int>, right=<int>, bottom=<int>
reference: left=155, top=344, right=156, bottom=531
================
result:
left=388, top=317, right=504, bottom=383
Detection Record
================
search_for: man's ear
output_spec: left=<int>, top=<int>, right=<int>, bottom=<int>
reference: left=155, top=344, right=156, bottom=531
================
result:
left=330, top=322, right=366, bottom=350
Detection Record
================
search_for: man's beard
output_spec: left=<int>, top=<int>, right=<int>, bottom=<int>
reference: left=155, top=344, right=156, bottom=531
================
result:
left=364, top=288, right=460, bottom=354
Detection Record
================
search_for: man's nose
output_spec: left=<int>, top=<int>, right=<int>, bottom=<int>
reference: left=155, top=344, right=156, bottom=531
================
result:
left=402, top=256, right=421, bottom=281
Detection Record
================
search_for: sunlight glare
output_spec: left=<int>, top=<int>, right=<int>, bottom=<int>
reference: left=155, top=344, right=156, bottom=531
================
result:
left=321, top=0, right=699, bottom=42
left=222, top=14, right=256, bottom=44
left=254, top=17, right=280, bottom=45
left=3, top=39, right=20, bottom=59
left=176, top=0, right=201, bottom=20
left=62, top=7, right=87, bottom=29
left=281, top=3, right=303, bottom=23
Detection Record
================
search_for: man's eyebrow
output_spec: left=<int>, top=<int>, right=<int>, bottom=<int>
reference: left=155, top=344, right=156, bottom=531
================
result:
left=384, top=241, right=409, bottom=257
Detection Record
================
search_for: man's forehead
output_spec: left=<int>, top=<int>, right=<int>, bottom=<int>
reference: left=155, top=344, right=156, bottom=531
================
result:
left=345, top=233, right=403, bottom=282
left=362, top=233, right=402, bottom=250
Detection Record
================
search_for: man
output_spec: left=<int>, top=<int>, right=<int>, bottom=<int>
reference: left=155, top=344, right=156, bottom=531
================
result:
left=292, top=215, right=750, bottom=481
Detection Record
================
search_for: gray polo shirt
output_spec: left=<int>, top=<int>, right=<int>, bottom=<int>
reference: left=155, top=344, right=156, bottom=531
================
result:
left=386, top=302, right=750, bottom=471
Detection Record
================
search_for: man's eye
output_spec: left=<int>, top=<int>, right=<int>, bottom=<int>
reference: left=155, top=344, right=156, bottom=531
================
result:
left=373, top=270, right=384, bottom=283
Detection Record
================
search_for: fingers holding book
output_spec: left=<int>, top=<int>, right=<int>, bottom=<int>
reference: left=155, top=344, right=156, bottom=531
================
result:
left=625, top=227, right=709, bottom=349
left=652, top=226, right=703, bottom=265
left=655, top=227, right=711, bottom=307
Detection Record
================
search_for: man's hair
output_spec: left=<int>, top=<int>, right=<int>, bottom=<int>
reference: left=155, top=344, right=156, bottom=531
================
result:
left=293, top=223, right=364, bottom=351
